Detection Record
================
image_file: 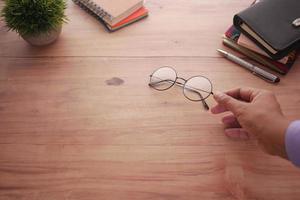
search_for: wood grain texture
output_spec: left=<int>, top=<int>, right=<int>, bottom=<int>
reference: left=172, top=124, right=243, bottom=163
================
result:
left=1, top=0, right=300, bottom=200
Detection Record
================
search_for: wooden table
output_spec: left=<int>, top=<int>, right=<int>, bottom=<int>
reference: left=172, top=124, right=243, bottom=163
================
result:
left=1, top=0, right=300, bottom=199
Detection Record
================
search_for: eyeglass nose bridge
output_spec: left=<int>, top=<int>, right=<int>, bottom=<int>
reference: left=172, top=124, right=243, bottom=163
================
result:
left=176, top=77, right=187, bottom=85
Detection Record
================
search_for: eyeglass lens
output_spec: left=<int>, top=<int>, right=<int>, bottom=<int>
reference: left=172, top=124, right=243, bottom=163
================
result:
left=150, top=67, right=177, bottom=90
left=184, top=76, right=212, bottom=101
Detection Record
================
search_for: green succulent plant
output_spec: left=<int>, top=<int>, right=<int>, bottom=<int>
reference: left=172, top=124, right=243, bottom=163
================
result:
left=1, top=0, right=67, bottom=36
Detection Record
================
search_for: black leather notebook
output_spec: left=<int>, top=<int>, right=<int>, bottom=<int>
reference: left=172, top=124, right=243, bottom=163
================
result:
left=233, top=0, right=300, bottom=60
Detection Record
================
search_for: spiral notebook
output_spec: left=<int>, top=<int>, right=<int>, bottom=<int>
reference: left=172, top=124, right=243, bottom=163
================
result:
left=72, top=0, right=143, bottom=26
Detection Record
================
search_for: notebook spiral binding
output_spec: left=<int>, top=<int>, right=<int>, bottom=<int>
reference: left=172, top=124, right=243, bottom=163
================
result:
left=72, top=0, right=113, bottom=21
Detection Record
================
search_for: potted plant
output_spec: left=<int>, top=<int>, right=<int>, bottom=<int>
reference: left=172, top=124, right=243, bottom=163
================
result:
left=1, top=0, right=67, bottom=46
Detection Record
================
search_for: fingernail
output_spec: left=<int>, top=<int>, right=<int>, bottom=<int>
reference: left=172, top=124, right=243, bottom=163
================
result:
left=213, top=91, right=224, bottom=101
left=224, top=130, right=239, bottom=139
left=222, top=117, right=232, bottom=124
left=239, top=132, right=249, bottom=140
left=210, top=106, right=217, bottom=114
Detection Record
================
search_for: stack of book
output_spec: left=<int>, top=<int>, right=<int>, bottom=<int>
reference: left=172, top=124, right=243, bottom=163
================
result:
left=223, top=0, right=299, bottom=75
left=73, top=0, right=148, bottom=32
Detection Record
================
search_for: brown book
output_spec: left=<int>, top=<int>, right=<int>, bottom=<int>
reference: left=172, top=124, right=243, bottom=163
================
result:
left=106, top=7, right=148, bottom=32
left=73, top=0, right=143, bottom=26
left=238, top=33, right=294, bottom=65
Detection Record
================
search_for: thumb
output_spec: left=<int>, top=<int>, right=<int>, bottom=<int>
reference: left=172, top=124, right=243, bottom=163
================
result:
left=213, top=91, right=244, bottom=115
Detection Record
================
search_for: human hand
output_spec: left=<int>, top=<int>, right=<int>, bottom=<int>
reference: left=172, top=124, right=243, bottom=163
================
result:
left=211, top=87, right=290, bottom=159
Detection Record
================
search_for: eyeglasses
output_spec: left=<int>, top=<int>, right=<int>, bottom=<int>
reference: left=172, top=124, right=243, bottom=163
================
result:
left=148, top=66, right=214, bottom=110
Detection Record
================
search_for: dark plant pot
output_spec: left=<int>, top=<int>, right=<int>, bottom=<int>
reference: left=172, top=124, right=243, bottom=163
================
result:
left=21, top=25, right=62, bottom=46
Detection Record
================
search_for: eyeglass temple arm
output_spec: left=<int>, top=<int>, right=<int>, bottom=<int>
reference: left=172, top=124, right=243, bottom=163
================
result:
left=149, top=79, right=210, bottom=110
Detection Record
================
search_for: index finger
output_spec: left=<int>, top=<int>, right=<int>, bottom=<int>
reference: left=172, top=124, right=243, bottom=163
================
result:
left=225, top=87, right=261, bottom=102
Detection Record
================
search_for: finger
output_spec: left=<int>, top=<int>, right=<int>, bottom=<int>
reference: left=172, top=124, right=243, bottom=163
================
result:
left=224, top=128, right=250, bottom=140
left=225, top=87, right=260, bottom=102
left=211, top=103, right=228, bottom=114
left=213, top=91, right=245, bottom=115
left=222, top=115, right=241, bottom=128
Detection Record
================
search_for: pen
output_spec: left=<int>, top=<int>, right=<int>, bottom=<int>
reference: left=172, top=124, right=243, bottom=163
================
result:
left=217, top=49, right=280, bottom=83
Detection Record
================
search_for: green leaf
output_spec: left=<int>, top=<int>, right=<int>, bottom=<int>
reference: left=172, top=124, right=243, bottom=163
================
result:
left=1, top=0, right=68, bottom=36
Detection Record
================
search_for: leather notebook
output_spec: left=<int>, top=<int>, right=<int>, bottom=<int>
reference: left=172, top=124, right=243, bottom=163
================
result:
left=233, top=0, right=300, bottom=60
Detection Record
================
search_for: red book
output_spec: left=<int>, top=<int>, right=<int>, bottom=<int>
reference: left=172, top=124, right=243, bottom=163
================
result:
left=106, top=7, right=148, bottom=32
